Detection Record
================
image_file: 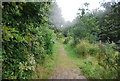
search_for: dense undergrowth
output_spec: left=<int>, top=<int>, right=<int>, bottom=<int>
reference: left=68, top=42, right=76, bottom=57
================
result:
left=32, top=41, right=59, bottom=79
left=2, top=1, right=120, bottom=79
left=64, top=40, right=119, bottom=79
left=62, top=2, right=120, bottom=79
left=2, top=2, right=55, bottom=79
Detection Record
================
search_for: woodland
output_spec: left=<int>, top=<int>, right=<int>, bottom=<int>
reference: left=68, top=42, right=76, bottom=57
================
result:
left=2, top=1, right=120, bottom=79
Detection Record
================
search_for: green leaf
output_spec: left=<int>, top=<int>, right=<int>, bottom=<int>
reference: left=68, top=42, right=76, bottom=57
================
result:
left=18, top=5, right=23, bottom=10
left=17, top=36, right=23, bottom=42
left=12, top=2, right=16, bottom=6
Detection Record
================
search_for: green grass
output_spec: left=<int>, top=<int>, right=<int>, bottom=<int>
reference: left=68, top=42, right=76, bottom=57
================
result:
left=31, top=41, right=118, bottom=79
left=32, top=41, right=60, bottom=79
left=64, top=44, right=104, bottom=79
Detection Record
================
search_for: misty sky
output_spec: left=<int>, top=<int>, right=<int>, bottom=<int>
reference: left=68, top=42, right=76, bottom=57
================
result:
left=56, top=0, right=112, bottom=22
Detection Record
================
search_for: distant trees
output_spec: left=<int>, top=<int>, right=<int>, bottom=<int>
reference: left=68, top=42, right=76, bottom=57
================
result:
left=62, top=2, right=120, bottom=79
left=49, top=2, right=65, bottom=32
left=48, top=2, right=65, bottom=39
left=97, top=2, right=120, bottom=43
left=63, top=2, right=120, bottom=44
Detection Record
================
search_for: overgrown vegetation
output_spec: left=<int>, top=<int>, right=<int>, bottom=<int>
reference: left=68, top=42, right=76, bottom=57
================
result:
left=2, top=2, right=55, bottom=79
left=65, top=41, right=119, bottom=79
left=62, top=1, right=120, bottom=79
left=32, top=42, right=59, bottom=79
left=2, top=1, right=120, bottom=79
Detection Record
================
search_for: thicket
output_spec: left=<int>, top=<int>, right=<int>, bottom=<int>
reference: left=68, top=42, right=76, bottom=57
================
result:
left=2, top=2, right=55, bottom=79
left=62, top=2, right=120, bottom=79
left=74, top=40, right=119, bottom=78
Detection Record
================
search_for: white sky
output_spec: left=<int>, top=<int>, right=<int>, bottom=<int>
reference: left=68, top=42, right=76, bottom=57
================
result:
left=56, top=0, right=111, bottom=22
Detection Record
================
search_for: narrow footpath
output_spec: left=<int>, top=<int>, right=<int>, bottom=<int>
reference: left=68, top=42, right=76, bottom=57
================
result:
left=50, top=42, right=87, bottom=79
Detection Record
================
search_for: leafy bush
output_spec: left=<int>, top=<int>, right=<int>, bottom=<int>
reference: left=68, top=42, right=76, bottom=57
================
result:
left=68, top=39, right=75, bottom=47
left=63, top=37, right=70, bottom=44
left=73, top=40, right=119, bottom=78
left=2, top=2, right=55, bottom=79
left=74, top=40, right=99, bottom=56
left=97, top=42, right=119, bottom=78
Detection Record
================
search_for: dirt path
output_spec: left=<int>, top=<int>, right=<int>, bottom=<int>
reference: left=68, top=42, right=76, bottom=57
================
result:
left=49, top=42, right=88, bottom=79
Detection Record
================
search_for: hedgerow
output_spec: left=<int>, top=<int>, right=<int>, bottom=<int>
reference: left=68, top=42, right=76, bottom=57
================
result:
left=2, top=2, right=55, bottom=79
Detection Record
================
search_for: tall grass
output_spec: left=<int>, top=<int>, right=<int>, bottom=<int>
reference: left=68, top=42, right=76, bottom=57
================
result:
left=65, top=40, right=119, bottom=79
left=32, top=41, right=59, bottom=79
left=74, top=40, right=99, bottom=56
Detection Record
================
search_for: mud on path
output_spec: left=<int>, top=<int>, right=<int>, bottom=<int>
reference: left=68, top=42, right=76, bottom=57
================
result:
left=49, top=42, right=87, bottom=79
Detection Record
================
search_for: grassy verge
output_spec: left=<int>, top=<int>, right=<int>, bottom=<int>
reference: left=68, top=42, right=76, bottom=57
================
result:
left=64, top=44, right=105, bottom=79
left=32, top=41, right=59, bottom=79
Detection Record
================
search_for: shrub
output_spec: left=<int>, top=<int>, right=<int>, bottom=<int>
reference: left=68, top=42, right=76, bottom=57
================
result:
left=97, top=42, right=119, bottom=78
left=68, top=39, right=75, bottom=47
left=63, top=37, right=70, bottom=44
left=74, top=40, right=119, bottom=78
left=2, top=2, right=55, bottom=79
left=74, top=40, right=99, bottom=56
